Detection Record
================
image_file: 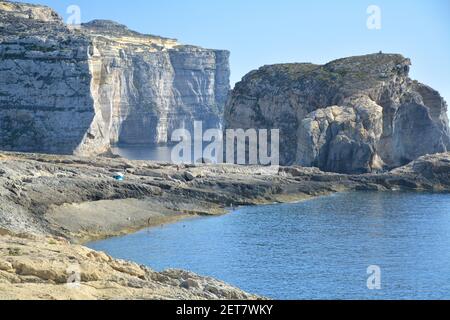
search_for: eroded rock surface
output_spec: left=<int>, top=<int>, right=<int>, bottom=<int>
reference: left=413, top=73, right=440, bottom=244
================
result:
left=0, top=1, right=230, bottom=155
left=225, top=54, right=450, bottom=173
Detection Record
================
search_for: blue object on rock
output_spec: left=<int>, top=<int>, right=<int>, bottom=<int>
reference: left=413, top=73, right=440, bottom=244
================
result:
left=113, top=172, right=125, bottom=181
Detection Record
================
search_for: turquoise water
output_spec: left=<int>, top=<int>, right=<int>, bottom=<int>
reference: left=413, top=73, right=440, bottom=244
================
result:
left=88, top=192, right=450, bottom=300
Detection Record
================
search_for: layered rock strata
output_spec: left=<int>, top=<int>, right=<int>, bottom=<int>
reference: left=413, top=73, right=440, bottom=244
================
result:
left=225, top=54, right=450, bottom=173
left=0, top=1, right=230, bottom=155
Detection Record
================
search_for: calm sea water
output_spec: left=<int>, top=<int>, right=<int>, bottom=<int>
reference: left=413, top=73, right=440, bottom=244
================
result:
left=88, top=192, right=450, bottom=300
left=111, top=144, right=217, bottom=163
left=111, top=145, right=174, bottom=162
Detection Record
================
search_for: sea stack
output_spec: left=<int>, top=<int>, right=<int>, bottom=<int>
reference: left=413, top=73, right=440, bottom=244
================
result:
left=225, top=54, right=450, bottom=173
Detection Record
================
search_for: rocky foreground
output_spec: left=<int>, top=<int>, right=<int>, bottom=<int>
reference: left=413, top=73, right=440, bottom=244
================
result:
left=0, top=151, right=449, bottom=299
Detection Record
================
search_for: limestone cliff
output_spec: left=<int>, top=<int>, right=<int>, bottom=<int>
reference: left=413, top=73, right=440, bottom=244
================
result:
left=0, top=229, right=259, bottom=300
left=225, top=54, right=450, bottom=173
left=0, top=1, right=230, bottom=155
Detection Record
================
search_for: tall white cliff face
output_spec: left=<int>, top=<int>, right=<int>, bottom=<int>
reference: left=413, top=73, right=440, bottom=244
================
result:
left=0, top=2, right=230, bottom=155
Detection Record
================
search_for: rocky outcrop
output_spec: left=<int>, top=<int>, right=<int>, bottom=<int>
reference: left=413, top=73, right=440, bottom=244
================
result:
left=225, top=54, right=450, bottom=173
left=0, top=1, right=230, bottom=156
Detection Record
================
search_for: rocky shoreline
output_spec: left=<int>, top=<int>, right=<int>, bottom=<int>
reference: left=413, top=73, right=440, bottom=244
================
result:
left=225, top=54, right=450, bottom=174
left=0, top=151, right=449, bottom=299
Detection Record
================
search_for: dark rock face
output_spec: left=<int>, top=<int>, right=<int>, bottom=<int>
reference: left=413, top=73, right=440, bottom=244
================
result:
left=0, top=1, right=230, bottom=155
left=225, top=54, right=450, bottom=173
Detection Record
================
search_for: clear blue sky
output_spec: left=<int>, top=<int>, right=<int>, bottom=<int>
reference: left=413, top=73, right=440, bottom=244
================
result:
left=16, top=0, right=450, bottom=117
